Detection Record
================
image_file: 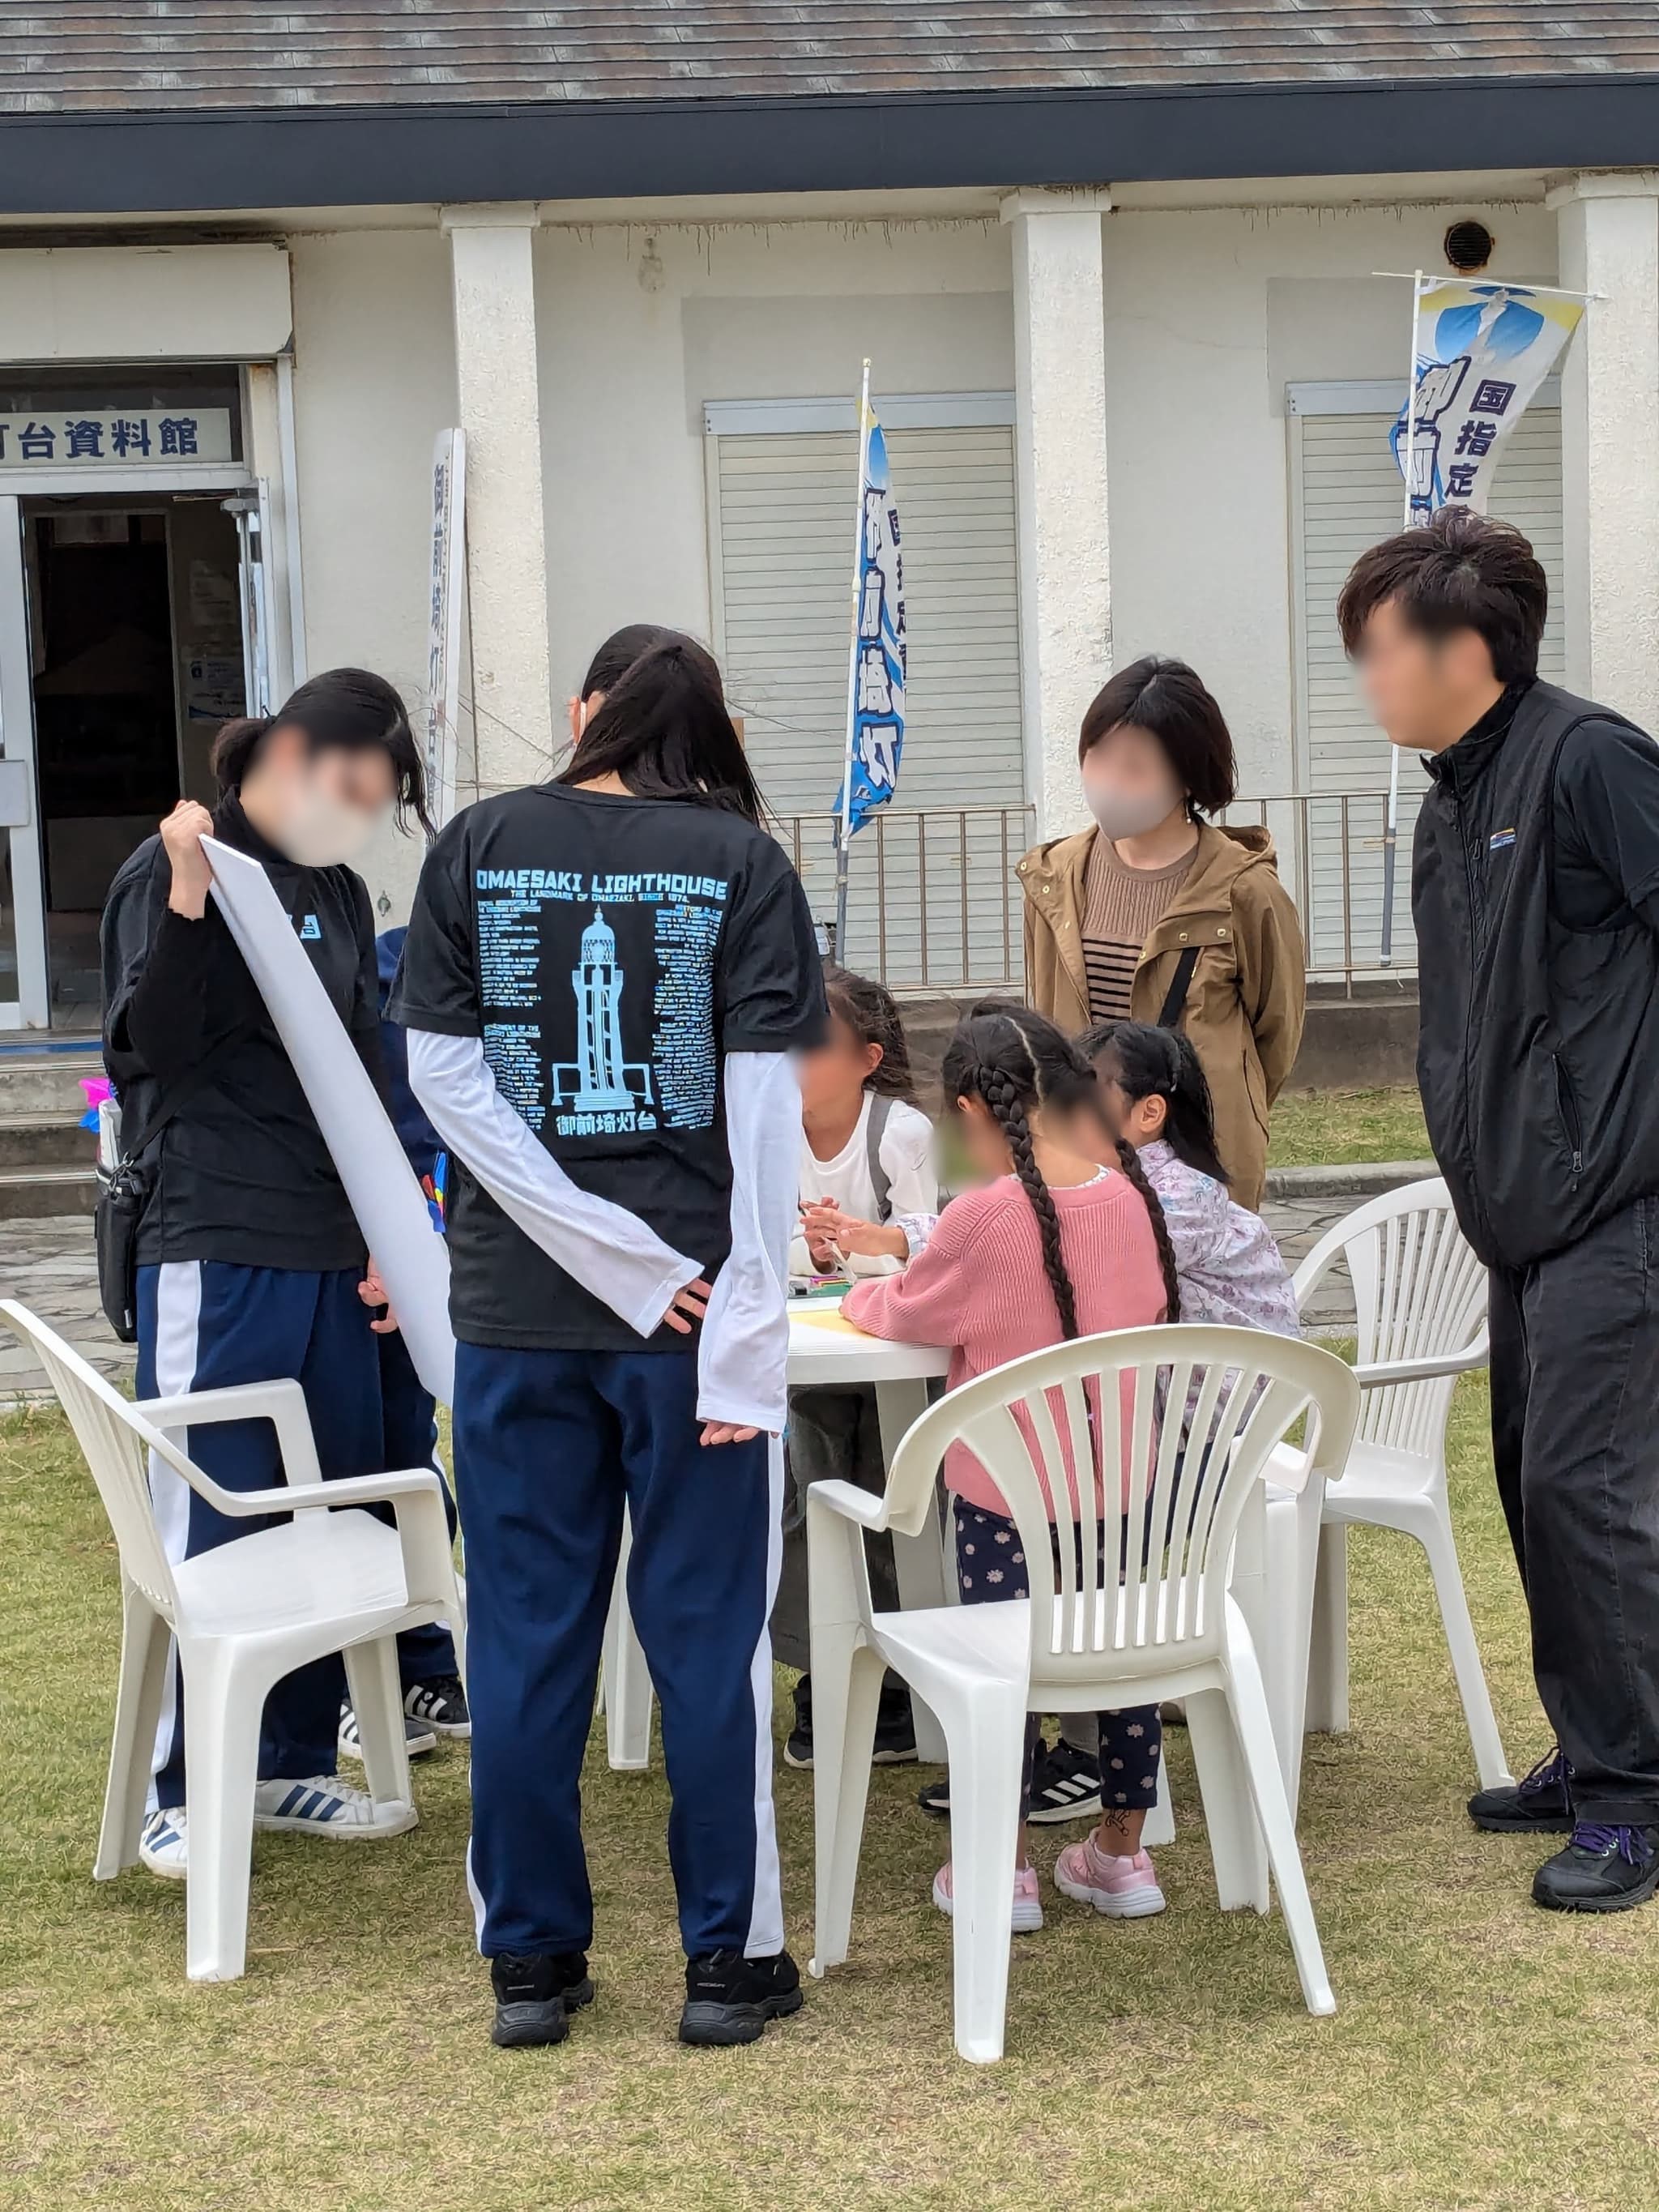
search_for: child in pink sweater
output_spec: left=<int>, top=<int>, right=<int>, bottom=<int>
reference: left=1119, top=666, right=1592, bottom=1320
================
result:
left=843, top=1005, right=1179, bottom=1932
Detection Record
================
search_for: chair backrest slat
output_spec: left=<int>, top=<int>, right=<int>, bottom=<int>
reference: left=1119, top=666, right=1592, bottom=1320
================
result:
left=1335, top=1184, right=1486, bottom=1459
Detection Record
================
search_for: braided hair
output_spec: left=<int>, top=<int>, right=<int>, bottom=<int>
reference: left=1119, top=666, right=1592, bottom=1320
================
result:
left=941, top=1003, right=1181, bottom=1337
left=823, top=963, right=916, bottom=1103
left=1081, top=1018, right=1230, bottom=1188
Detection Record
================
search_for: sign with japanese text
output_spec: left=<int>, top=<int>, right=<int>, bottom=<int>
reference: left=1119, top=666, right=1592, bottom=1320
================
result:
left=424, top=429, right=467, bottom=828
left=1391, top=283, right=1582, bottom=523
left=0, top=408, right=233, bottom=470
left=832, top=410, right=906, bottom=838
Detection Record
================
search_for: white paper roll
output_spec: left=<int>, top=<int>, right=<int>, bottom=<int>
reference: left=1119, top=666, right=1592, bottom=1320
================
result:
left=203, top=834, right=456, bottom=1407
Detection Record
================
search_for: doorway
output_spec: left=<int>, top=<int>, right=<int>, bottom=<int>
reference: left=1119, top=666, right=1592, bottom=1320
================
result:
left=21, top=495, right=246, bottom=1024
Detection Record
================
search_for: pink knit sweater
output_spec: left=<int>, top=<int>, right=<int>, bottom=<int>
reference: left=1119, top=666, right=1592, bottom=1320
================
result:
left=841, top=1170, right=1169, bottom=1515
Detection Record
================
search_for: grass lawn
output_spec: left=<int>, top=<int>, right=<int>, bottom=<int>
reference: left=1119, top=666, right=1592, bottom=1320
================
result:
left=1269, top=1087, right=1431, bottom=1169
left=5, top=1384, right=1657, bottom=2212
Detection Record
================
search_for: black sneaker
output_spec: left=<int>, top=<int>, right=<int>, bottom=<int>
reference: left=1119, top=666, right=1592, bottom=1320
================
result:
left=338, top=1701, right=437, bottom=1761
left=1028, top=1736, right=1104, bottom=1826
left=680, top=1948, right=804, bottom=2047
left=489, top=1950, right=595, bottom=2048
left=1469, top=1746, right=1574, bottom=1833
left=405, top=1674, right=471, bottom=1738
left=783, top=1678, right=916, bottom=1770
left=1532, top=1822, right=1659, bottom=1913
left=783, top=1677, right=814, bottom=1769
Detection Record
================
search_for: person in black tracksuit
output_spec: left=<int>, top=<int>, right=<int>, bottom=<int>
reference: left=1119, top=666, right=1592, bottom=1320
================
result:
left=100, top=669, right=433, bottom=1880
left=1339, top=506, right=1659, bottom=1913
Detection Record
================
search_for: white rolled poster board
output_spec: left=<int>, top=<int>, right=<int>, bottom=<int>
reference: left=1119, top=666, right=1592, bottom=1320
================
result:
left=203, top=834, right=456, bottom=1407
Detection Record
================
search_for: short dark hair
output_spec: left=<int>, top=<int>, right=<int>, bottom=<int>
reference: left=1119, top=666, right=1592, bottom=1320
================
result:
left=211, top=668, right=431, bottom=835
left=1336, top=507, right=1547, bottom=684
left=1078, top=655, right=1237, bottom=815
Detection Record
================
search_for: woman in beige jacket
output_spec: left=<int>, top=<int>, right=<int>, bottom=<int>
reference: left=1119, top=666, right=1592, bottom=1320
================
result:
left=1019, top=656, right=1306, bottom=1211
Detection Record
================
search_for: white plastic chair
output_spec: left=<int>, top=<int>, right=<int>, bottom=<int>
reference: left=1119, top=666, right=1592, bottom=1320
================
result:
left=1266, top=1178, right=1511, bottom=1791
left=807, top=1323, right=1360, bottom=2063
left=2, top=1300, right=464, bottom=1984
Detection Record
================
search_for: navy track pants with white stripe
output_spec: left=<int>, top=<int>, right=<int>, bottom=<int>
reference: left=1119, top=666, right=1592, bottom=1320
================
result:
left=454, top=1345, right=783, bottom=1962
left=136, top=1261, right=384, bottom=1811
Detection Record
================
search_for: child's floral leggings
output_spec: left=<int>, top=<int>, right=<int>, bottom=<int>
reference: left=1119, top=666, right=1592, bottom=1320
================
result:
left=953, top=1500, right=1162, bottom=1821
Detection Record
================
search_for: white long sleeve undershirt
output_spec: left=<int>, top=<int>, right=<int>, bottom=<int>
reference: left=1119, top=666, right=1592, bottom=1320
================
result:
left=405, top=1030, right=800, bottom=1430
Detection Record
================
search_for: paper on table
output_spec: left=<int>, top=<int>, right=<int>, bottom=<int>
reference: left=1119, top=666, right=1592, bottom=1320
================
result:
left=793, top=1309, right=872, bottom=1336
left=203, top=835, right=456, bottom=1407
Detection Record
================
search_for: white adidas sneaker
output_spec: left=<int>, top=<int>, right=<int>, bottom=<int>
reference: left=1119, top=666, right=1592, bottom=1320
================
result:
left=139, top=1805, right=190, bottom=1881
left=253, top=1775, right=416, bottom=1839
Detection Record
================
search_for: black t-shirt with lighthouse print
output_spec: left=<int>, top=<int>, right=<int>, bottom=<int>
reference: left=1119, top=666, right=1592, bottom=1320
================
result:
left=389, top=781, right=826, bottom=1350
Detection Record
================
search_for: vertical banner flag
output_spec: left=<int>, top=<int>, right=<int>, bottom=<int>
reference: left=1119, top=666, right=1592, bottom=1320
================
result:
left=1391, top=281, right=1583, bottom=523
left=1378, top=276, right=1586, bottom=964
left=424, top=429, right=467, bottom=828
left=832, top=364, right=907, bottom=952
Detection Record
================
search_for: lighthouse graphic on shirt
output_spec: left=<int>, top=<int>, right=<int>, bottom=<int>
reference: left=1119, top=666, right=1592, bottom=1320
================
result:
left=551, top=909, right=655, bottom=1116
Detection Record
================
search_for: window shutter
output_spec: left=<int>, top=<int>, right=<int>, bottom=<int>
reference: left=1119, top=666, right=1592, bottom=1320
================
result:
left=713, top=425, right=1026, bottom=987
left=1293, top=407, right=1565, bottom=972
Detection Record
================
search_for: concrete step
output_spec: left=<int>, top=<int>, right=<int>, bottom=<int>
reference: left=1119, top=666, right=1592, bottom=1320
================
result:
left=0, top=1115, right=92, bottom=1171
left=0, top=1048, right=103, bottom=1118
left=0, top=1163, right=98, bottom=1219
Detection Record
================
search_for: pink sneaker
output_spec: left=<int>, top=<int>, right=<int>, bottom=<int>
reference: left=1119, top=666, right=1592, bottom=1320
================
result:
left=932, top=1860, right=1045, bottom=1933
left=1053, top=1835, right=1166, bottom=1919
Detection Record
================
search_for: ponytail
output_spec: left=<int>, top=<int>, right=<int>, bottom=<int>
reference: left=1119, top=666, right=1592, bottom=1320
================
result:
left=556, top=631, right=765, bottom=825
left=1081, top=1018, right=1230, bottom=1189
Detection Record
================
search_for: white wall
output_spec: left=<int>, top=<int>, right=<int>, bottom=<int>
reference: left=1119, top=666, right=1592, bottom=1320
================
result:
left=534, top=219, right=1013, bottom=706
left=287, top=228, right=457, bottom=916
left=1102, top=198, right=1559, bottom=790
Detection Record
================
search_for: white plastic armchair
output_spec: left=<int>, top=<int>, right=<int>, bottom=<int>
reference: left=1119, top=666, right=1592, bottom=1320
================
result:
left=1, top=1300, right=464, bottom=1984
left=1267, top=1177, right=1509, bottom=1789
left=807, top=1322, right=1359, bottom=2063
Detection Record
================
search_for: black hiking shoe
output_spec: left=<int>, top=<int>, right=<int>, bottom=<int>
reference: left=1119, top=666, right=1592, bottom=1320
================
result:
left=1469, top=1747, right=1574, bottom=1834
left=679, top=1948, right=804, bottom=2047
left=490, top=1950, right=595, bottom=2047
left=1533, top=1824, right=1659, bottom=1914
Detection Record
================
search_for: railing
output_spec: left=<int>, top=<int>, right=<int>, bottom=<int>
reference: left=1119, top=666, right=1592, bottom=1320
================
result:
left=774, top=791, right=1416, bottom=1000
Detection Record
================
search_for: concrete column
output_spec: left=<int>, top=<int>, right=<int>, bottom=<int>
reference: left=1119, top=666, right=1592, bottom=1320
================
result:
left=1550, top=174, right=1659, bottom=729
left=1002, top=189, right=1112, bottom=840
left=441, top=204, right=554, bottom=796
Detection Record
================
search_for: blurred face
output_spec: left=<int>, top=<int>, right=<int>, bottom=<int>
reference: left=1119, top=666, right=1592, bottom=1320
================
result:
left=798, top=1013, right=883, bottom=1114
left=254, top=725, right=394, bottom=866
left=1080, top=722, right=1186, bottom=839
left=1352, top=597, right=1499, bottom=753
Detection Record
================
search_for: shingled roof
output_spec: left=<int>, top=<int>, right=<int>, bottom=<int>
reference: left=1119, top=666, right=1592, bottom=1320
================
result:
left=5, top=0, right=1659, bottom=114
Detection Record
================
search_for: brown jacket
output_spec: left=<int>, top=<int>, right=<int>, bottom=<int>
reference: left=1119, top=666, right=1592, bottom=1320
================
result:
left=1017, top=822, right=1307, bottom=1211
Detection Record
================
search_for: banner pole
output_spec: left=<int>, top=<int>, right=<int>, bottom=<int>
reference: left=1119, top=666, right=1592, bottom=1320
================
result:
left=834, top=357, right=873, bottom=959
left=1380, top=270, right=1422, bottom=969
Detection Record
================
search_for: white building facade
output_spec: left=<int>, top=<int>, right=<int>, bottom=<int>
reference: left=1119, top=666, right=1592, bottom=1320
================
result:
left=1, top=11, right=1657, bottom=1026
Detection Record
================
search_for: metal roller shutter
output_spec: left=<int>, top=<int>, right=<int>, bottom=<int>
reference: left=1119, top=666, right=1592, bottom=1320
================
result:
left=711, top=425, right=1026, bottom=989
left=1291, top=406, right=1565, bottom=974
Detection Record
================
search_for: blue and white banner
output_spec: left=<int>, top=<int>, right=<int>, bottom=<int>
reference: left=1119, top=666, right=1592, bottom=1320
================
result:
left=834, top=412, right=907, bottom=837
left=1391, top=280, right=1583, bottom=524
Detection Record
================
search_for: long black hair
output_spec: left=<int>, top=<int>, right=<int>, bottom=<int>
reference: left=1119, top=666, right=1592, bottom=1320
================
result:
left=1082, top=1019, right=1230, bottom=1188
left=211, top=668, right=431, bottom=834
left=941, top=1002, right=1180, bottom=1340
left=555, top=630, right=765, bottom=825
left=579, top=622, right=673, bottom=700
left=823, top=963, right=915, bottom=1103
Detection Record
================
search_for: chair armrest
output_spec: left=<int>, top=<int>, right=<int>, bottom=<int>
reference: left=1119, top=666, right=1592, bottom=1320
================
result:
left=1353, top=1347, right=1486, bottom=1389
left=807, top=1477, right=892, bottom=1532
left=135, top=1379, right=324, bottom=1487
left=198, top=1467, right=445, bottom=1518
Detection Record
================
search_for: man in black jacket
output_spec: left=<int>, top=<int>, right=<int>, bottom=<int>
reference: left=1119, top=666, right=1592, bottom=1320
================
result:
left=1338, top=506, right=1659, bottom=1914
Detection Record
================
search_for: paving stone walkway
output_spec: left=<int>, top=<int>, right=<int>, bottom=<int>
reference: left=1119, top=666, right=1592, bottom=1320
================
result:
left=0, top=1193, right=1361, bottom=1403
